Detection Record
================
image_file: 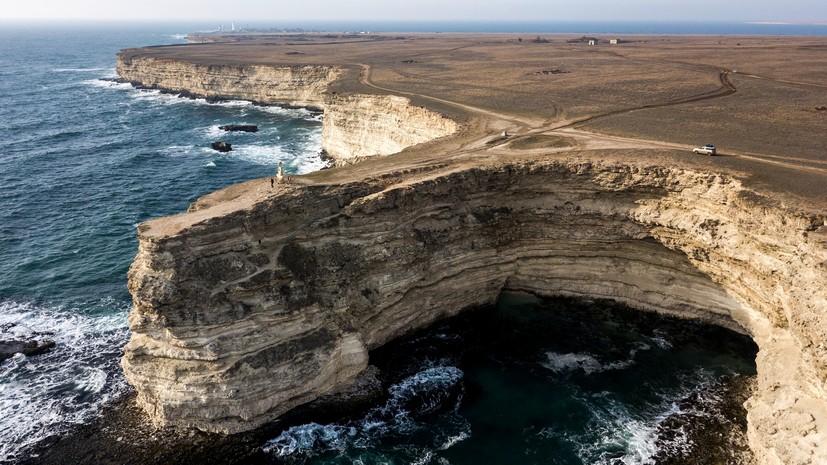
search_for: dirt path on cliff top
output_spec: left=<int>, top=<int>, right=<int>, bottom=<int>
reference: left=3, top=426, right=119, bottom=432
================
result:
left=358, top=62, right=827, bottom=179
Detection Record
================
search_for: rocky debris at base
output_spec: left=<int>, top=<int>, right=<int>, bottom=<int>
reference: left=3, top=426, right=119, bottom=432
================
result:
left=16, top=368, right=387, bottom=465
left=211, top=141, right=232, bottom=152
left=0, top=339, right=55, bottom=362
left=218, top=124, right=258, bottom=133
left=654, top=374, right=756, bottom=465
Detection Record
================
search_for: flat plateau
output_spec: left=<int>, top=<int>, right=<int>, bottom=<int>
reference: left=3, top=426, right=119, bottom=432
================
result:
left=121, top=32, right=827, bottom=209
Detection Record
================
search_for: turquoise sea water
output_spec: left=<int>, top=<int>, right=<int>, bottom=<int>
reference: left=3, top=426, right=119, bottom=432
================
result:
left=0, top=23, right=759, bottom=464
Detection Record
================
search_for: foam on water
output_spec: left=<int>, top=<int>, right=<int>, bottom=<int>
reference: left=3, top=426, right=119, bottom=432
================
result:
left=262, top=366, right=468, bottom=460
left=84, top=79, right=134, bottom=91
left=157, top=145, right=197, bottom=158
left=563, top=369, right=720, bottom=465
left=0, top=300, right=130, bottom=462
left=541, top=342, right=650, bottom=375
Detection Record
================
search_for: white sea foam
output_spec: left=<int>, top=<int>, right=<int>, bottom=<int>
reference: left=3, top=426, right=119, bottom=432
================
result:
left=157, top=145, right=196, bottom=157
left=170, top=34, right=188, bottom=40
left=553, top=369, right=722, bottom=465
left=438, top=431, right=469, bottom=450
left=84, top=79, right=133, bottom=91
left=262, top=366, right=467, bottom=458
left=259, top=105, right=317, bottom=119
left=649, top=329, right=673, bottom=349
left=541, top=343, right=650, bottom=375
left=219, top=139, right=328, bottom=173
left=0, top=299, right=130, bottom=462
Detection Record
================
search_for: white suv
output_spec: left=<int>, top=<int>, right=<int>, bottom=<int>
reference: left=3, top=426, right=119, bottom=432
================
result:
left=693, top=144, right=717, bottom=156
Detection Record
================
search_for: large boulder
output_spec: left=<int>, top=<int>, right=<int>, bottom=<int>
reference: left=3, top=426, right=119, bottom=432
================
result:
left=0, top=339, right=56, bottom=362
left=211, top=141, right=232, bottom=152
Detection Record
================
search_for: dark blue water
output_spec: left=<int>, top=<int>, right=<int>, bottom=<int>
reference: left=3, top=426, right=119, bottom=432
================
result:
left=0, top=23, right=758, bottom=464
left=0, top=24, right=324, bottom=461
left=263, top=294, right=757, bottom=465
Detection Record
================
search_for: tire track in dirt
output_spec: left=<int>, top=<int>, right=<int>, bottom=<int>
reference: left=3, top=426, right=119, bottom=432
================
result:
left=358, top=60, right=827, bottom=177
left=552, top=70, right=736, bottom=130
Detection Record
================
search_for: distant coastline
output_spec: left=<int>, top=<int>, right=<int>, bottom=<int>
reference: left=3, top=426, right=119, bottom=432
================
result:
left=2, top=19, right=827, bottom=36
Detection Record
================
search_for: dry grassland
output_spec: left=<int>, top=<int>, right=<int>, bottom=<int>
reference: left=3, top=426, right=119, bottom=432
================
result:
left=123, top=33, right=827, bottom=205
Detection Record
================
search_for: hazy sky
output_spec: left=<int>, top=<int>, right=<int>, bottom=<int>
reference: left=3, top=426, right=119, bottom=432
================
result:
left=3, top=0, right=827, bottom=23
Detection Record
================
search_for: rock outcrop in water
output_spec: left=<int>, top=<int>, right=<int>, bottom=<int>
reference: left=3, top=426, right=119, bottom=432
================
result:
left=0, top=339, right=55, bottom=362
left=219, top=125, right=258, bottom=133
left=115, top=54, right=457, bottom=161
left=117, top=51, right=827, bottom=465
left=210, top=141, right=232, bottom=152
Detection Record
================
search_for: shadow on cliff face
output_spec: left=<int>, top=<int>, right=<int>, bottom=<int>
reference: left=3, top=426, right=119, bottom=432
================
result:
left=16, top=294, right=757, bottom=465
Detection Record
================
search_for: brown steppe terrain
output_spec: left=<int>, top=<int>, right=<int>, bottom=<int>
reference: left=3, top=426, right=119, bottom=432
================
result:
left=122, top=32, right=827, bottom=208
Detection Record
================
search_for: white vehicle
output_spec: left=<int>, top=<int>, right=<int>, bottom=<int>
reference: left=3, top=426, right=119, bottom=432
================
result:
left=693, top=144, right=717, bottom=156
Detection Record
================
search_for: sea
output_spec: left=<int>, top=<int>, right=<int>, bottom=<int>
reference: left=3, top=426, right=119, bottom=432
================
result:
left=0, top=21, right=778, bottom=464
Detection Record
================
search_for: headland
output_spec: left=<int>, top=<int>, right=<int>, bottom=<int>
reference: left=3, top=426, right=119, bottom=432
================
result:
left=114, top=32, right=827, bottom=465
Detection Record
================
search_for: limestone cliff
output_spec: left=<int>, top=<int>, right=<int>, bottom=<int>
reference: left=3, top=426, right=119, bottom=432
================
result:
left=116, top=54, right=340, bottom=109
left=124, top=160, right=827, bottom=464
left=321, top=94, right=457, bottom=161
left=115, top=54, right=457, bottom=161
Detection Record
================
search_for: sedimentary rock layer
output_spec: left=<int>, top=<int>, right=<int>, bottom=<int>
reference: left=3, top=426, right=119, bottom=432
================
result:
left=116, top=55, right=340, bottom=108
left=125, top=160, right=827, bottom=465
left=321, top=93, right=458, bottom=162
left=115, top=55, right=457, bottom=161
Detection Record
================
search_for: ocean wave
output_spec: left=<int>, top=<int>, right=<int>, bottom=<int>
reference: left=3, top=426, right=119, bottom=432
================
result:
left=84, top=78, right=133, bottom=91
left=0, top=299, right=130, bottom=462
left=157, top=145, right=196, bottom=158
left=259, top=105, right=317, bottom=120
left=89, top=79, right=322, bottom=123
left=648, top=329, right=673, bottom=350
left=550, top=369, right=721, bottom=465
left=53, top=67, right=110, bottom=73
left=541, top=343, right=650, bottom=375
left=262, top=366, right=468, bottom=459
left=169, top=34, right=188, bottom=40
left=212, top=141, right=328, bottom=173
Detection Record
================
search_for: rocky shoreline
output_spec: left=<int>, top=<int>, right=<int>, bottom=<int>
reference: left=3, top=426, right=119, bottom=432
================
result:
left=18, top=296, right=758, bottom=464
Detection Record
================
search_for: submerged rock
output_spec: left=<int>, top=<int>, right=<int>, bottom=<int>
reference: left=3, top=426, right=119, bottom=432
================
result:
left=211, top=141, right=232, bottom=152
left=0, top=339, right=56, bottom=362
left=218, top=124, right=258, bottom=133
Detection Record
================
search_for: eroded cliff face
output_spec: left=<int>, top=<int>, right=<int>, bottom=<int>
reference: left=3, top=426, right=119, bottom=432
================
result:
left=115, top=55, right=457, bottom=161
left=125, top=160, right=827, bottom=464
left=116, top=55, right=341, bottom=108
left=321, top=94, right=457, bottom=161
